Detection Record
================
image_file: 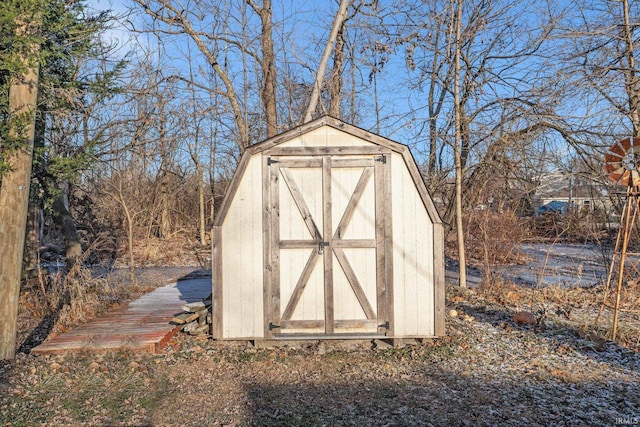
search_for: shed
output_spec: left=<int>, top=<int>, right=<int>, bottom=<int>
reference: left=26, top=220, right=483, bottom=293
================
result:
left=211, top=116, right=444, bottom=342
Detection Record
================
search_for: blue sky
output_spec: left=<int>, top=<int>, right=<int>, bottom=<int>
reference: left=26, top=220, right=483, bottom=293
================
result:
left=81, top=0, right=628, bottom=175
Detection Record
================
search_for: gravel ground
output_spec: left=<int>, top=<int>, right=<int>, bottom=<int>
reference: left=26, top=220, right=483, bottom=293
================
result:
left=1, top=283, right=639, bottom=426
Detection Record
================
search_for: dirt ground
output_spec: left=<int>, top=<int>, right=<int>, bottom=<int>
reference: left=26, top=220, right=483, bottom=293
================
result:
left=1, top=274, right=639, bottom=426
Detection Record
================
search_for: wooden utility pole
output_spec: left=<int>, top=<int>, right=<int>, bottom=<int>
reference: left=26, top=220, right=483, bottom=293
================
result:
left=0, top=17, right=41, bottom=360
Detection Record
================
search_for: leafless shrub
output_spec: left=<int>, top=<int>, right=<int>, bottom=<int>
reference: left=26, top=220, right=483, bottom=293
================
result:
left=463, top=209, right=531, bottom=266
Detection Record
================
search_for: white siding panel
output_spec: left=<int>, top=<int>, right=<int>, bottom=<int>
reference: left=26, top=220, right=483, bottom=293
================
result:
left=336, top=129, right=369, bottom=146
left=277, top=127, right=373, bottom=148
left=391, top=153, right=435, bottom=336
left=415, top=194, right=434, bottom=334
left=292, top=252, right=325, bottom=321
left=279, top=249, right=304, bottom=317
left=331, top=167, right=358, bottom=237
left=221, top=155, right=264, bottom=338
left=283, top=136, right=303, bottom=147
left=333, top=250, right=362, bottom=320
left=333, top=249, right=378, bottom=334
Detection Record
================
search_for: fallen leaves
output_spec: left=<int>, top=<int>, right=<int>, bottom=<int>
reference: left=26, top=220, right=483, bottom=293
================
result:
left=1, top=283, right=639, bottom=426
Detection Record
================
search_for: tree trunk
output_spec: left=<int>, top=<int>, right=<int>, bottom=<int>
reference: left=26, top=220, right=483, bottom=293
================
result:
left=0, top=17, right=40, bottom=360
left=159, top=171, right=171, bottom=239
left=330, top=22, right=346, bottom=117
left=51, top=184, right=83, bottom=266
left=197, top=162, right=206, bottom=245
left=621, top=0, right=640, bottom=134
left=23, top=199, right=41, bottom=278
left=304, top=0, right=350, bottom=123
left=117, top=182, right=136, bottom=284
left=250, top=0, right=278, bottom=137
left=453, top=0, right=467, bottom=288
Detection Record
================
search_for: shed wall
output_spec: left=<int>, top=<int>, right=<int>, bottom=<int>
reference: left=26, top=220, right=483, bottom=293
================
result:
left=215, top=120, right=442, bottom=340
left=221, top=154, right=264, bottom=338
left=277, top=127, right=370, bottom=148
left=390, top=152, right=435, bottom=336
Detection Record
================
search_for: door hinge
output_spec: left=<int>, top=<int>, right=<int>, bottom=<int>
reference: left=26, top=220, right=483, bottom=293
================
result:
left=379, top=321, right=390, bottom=330
left=267, top=157, right=279, bottom=166
left=269, top=322, right=281, bottom=330
left=376, top=155, right=387, bottom=164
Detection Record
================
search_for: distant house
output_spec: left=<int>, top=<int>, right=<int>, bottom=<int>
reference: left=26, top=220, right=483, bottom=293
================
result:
left=533, top=171, right=611, bottom=215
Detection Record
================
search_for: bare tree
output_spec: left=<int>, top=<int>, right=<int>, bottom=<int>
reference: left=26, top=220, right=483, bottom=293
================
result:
left=452, top=0, right=466, bottom=287
left=248, top=0, right=278, bottom=136
left=133, top=0, right=280, bottom=149
left=560, top=0, right=640, bottom=139
left=304, top=0, right=351, bottom=122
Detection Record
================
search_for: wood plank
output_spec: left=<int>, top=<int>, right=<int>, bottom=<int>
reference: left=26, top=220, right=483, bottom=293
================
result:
left=373, top=152, right=393, bottom=335
left=267, top=146, right=389, bottom=156
left=323, top=156, right=334, bottom=334
left=280, top=166, right=323, bottom=240
left=331, top=158, right=375, bottom=168
left=375, top=154, right=387, bottom=334
left=270, top=158, right=281, bottom=333
left=334, top=319, right=379, bottom=329
left=212, top=226, right=223, bottom=339
left=378, top=153, right=395, bottom=336
left=332, top=239, right=376, bottom=248
left=383, top=153, right=394, bottom=337
left=333, top=248, right=376, bottom=319
left=281, top=249, right=321, bottom=321
left=278, top=319, right=379, bottom=330
left=249, top=117, right=329, bottom=154
left=323, top=117, right=404, bottom=152
left=280, top=319, right=324, bottom=329
left=263, top=153, right=273, bottom=338
left=171, top=312, right=199, bottom=325
left=279, top=240, right=317, bottom=249
left=274, top=332, right=385, bottom=340
left=278, top=158, right=323, bottom=168
left=181, top=301, right=207, bottom=312
left=433, top=222, right=445, bottom=336
left=333, top=167, right=373, bottom=240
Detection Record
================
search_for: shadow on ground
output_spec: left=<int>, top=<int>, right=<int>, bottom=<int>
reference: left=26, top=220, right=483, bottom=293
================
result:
left=238, top=372, right=636, bottom=426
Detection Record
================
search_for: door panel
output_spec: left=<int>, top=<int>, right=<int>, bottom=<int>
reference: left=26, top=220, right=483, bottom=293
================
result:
left=269, top=154, right=388, bottom=336
left=279, top=166, right=323, bottom=240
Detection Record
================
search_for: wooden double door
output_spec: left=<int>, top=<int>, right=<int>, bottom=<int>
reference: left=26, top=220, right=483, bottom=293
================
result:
left=266, top=151, right=391, bottom=337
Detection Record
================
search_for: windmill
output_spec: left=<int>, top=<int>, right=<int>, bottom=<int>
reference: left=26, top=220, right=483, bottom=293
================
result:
left=602, top=136, right=640, bottom=339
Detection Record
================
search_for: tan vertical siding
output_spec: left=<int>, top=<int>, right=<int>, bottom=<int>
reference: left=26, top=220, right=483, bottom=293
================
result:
left=215, top=119, right=442, bottom=339
left=221, top=155, right=264, bottom=338
left=391, top=153, right=435, bottom=336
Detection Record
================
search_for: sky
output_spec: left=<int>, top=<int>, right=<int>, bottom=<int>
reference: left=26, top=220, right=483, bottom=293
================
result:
left=80, top=0, right=627, bottom=174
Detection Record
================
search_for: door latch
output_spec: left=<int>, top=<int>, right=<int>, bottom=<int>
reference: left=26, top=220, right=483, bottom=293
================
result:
left=318, top=241, right=329, bottom=254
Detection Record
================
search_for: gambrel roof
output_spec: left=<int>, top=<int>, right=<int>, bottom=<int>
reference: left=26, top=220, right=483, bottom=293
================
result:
left=215, top=115, right=442, bottom=227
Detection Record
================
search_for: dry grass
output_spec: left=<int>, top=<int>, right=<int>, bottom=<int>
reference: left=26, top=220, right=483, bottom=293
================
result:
left=20, top=265, right=145, bottom=343
left=113, top=235, right=211, bottom=269
left=5, top=228, right=638, bottom=425
left=473, top=273, right=640, bottom=350
left=2, top=283, right=640, bottom=426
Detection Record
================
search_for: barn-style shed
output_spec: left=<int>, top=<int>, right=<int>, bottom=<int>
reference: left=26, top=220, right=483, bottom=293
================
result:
left=211, top=116, right=444, bottom=342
